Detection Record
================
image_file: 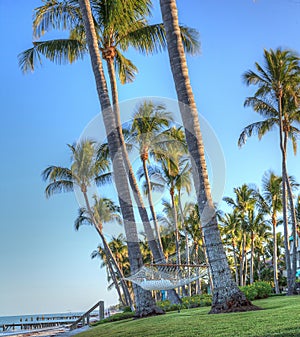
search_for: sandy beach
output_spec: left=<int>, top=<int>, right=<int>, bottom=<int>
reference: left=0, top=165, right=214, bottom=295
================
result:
left=1, top=326, right=90, bottom=337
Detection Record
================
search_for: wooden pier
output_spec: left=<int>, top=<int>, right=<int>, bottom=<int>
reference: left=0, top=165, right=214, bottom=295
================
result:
left=0, top=301, right=104, bottom=332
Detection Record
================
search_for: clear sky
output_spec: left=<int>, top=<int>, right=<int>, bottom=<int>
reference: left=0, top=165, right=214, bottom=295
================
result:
left=1, top=0, right=300, bottom=316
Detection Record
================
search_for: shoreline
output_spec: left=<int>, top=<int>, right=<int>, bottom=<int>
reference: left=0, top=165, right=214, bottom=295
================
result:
left=0, top=326, right=90, bottom=337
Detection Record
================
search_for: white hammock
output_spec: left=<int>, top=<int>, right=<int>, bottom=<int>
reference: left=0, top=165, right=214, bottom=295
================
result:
left=125, top=263, right=208, bottom=291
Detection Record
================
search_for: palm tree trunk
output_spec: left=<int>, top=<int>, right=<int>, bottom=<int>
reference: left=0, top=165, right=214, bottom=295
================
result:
left=78, top=0, right=163, bottom=317
left=283, top=131, right=298, bottom=289
left=106, top=259, right=126, bottom=306
left=159, top=0, right=258, bottom=313
left=178, top=190, right=191, bottom=296
left=142, top=158, right=164, bottom=254
left=250, top=232, right=254, bottom=285
left=277, top=92, right=293, bottom=295
left=240, top=234, right=246, bottom=287
left=105, top=52, right=180, bottom=305
left=170, top=189, right=181, bottom=267
left=82, top=191, right=133, bottom=309
left=272, top=215, right=280, bottom=294
left=232, top=241, right=239, bottom=285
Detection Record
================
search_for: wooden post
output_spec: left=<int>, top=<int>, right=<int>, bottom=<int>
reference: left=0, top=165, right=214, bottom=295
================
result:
left=99, top=301, right=104, bottom=320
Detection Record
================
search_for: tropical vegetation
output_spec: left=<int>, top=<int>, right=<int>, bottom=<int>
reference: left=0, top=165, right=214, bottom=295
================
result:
left=20, top=0, right=300, bottom=321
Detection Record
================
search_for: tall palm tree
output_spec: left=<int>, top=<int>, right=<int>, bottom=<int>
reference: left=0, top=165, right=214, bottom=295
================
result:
left=239, top=48, right=300, bottom=294
left=42, top=140, right=132, bottom=307
left=158, top=0, right=256, bottom=312
left=219, top=212, right=242, bottom=285
left=148, top=149, right=188, bottom=267
left=130, top=100, right=172, bottom=253
left=259, top=171, right=283, bottom=293
left=75, top=197, right=133, bottom=308
left=247, top=210, right=269, bottom=285
left=20, top=1, right=194, bottom=305
left=77, top=0, right=163, bottom=317
left=223, top=184, right=257, bottom=286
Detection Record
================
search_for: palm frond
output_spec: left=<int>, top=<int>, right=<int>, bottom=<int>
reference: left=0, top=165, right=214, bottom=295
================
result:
left=33, top=0, right=81, bottom=38
left=114, top=49, right=138, bottom=84
left=44, top=180, right=74, bottom=198
left=179, top=25, right=200, bottom=55
left=95, top=172, right=112, bottom=186
left=74, top=207, right=92, bottom=230
left=123, top=22, right=167, bottom=54
left=238, top=119, right=278, bottom=147
left=18, top=39, right=86, bottom=73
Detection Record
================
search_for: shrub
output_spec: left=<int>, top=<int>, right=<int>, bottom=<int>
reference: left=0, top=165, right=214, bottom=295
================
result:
left=239, top=285, right=258, bottom=301
left=157, top=294, right=212, bottom=311
left=253, top=281, right=272, bottom=299
left=239, top=281, right=272, bottom=301
left=92, top=311, right=135, bottom=325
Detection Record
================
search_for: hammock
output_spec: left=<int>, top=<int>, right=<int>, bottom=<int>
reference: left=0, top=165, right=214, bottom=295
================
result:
left=125, top=262, right=208, bottom=291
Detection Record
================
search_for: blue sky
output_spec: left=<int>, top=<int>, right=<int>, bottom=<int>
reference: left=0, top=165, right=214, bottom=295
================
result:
left=1, top=0, right=300, bottom=316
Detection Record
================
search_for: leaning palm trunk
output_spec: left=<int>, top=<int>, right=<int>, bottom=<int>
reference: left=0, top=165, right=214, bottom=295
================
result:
left=159, top=0, right=259, bottom=313
left=106, top=257, right=126, bottom=306
left=105, top=50, right=180, bottom=304
left=82, top=191, right=133, bottom=309
left=78, top=0, right=163, bottom=317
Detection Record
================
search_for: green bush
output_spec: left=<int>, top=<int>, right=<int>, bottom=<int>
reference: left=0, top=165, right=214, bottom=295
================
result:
left=239, top=281, right=272, bottom=301
left=253, top=281, right=272, bottom=298
left=239, top=285, right=258, bottom=301
left=122, top=306, right=133, bottom=313
left=92, top=311, right=135, bottom=325
left=157, top=294, right=212, bottom=311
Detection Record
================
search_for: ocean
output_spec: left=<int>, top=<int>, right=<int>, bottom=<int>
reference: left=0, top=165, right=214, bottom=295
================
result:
left=0, top=312, right=85, bottom=335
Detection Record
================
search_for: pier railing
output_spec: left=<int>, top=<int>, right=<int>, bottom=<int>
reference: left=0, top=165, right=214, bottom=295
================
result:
left=69, top=300, right=104, bottom=330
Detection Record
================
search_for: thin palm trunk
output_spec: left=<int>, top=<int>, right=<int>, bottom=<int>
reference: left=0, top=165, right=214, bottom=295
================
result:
left=178, top=190, right=191, bottom=296
left=159, top=0, right=257, bottom=312
left=82, top=191, right=133, bottom=309
left=232, top=240, right=239, bottom=285
left=78, top=0, right=162, bottom=316
left=240, top=233, right=246, bottom=287
left=142, top=158, right=164, bottom=254
left=106, top=52, right=180, bottom=305
left=277, top=92, right=294, bottom=295
left=272, top=215, right=280, bottom=294
left=106, top=259, right=126, bottom=306
left=250, top=232, right=254, bottom=285
left=170, top=189, right=181, bottom=267
left=283, top=133, right=298, bottom=286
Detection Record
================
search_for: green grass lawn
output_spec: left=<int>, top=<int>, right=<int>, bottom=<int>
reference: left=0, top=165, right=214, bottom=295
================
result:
left=77, top=296, right=300, bottom=337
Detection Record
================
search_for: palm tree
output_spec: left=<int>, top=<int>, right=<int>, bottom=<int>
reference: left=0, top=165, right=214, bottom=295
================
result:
left=42, top=140, right=133, bottom=307
left=259, top=171, right=283, bottom=293
left=130, top=100, right=172, bottom=253
left=147, top=148, right=188, bottom=267
left=247, top=210, right=269, bottom=285
left=77, top=0, right=164, bottom=317
left=92, top=234, right=133, bottom=304
left=219, top=212, right=242, bottom=285
left=75, top=197, right=133, bottom=308
left=223, top=184, right=258, bottom=286
left=239, top=48, right=300, bottom=294
left=158, top=0, right=256, bottom=313
left=20, top=2, right=194, bottom=305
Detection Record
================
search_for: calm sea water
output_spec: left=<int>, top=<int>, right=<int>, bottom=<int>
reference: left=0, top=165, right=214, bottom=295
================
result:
left=0, top=312, right=86, bottom=334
